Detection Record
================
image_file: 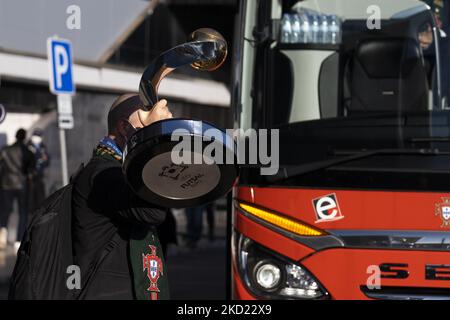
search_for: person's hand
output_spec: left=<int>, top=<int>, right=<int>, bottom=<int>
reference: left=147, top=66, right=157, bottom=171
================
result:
left=137, top=99, right=173, bottom=127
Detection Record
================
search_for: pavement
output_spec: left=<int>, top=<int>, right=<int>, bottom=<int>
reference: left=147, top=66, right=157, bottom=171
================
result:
left=167, top=239, right=227, bottom=300
left=0, top=247, right=16, bottom=299
left=0, top=207, right=228, bottom=300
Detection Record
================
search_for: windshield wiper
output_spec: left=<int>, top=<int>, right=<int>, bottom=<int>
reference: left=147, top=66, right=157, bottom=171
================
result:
left=268, top=148, right=450, bottom=183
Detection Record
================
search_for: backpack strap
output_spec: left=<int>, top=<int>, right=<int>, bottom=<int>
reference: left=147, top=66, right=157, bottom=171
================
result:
left=73, top=158, right=126, bottom=299
left=76, top=232, right=122, bottom=300
left=73, top=159, right=125, bottom=299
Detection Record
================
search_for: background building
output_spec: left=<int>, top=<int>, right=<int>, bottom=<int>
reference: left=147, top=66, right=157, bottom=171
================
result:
left=0, top=0, right=237, bottom=191
left=0, top=0, right=238, bottom=299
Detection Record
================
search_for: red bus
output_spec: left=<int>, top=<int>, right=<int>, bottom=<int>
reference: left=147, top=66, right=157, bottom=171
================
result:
left=231, top=0, right=450, bottom=300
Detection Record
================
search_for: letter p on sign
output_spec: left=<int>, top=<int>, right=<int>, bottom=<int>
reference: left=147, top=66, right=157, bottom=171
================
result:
left=47, top=38, right=75, bottom=95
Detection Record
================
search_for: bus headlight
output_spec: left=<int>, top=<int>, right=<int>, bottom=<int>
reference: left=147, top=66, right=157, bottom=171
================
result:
left=234, top=232, right=329, bottom=299
left=254, top=261, right=282, bottom=290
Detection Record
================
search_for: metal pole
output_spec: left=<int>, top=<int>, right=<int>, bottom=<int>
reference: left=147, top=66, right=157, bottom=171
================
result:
left=59, top=128, right=69, bottom=186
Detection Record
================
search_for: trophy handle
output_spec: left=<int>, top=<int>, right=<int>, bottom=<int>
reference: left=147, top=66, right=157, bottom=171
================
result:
left=139, top=28, right=228, bottom=108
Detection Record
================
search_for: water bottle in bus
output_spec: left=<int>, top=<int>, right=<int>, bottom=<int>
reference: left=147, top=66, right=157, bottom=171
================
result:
left=320, top=15, right=330, bottom=43
left=291, top=14, right=301, bottom=43
left=311, top=13, right=320, bottom=43
left=299, top=12, right=311, bottom=43
left=329, top=15, right=341, bottom=44
left=281, top=14, right=292, bottom=43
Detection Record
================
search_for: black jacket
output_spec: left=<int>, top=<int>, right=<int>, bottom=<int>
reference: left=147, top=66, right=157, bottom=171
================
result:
left=72, top=154, right=166, bottom=299
left=0, top=142, right=35, bottom=190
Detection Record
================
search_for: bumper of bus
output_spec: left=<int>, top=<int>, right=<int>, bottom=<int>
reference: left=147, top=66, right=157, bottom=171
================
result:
left=233, top=211, right=450, bottom=300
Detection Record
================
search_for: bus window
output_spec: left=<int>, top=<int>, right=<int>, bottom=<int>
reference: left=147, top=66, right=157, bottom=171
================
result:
left=262, top=0, right=443, bottom=128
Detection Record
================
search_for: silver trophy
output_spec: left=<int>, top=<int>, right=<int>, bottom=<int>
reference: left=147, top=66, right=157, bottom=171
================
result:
left=123, top=28, right=238, bottom=208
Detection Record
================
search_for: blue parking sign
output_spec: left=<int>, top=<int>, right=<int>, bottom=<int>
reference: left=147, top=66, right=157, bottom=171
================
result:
left=47, top=38, right=75, bottom=94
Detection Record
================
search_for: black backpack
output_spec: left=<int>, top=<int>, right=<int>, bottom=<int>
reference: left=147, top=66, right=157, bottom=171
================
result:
left=8, top=164, right=119, bottom=300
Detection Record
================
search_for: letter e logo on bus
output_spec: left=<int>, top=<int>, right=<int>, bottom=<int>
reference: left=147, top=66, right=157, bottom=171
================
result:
left=312, top=193, right=344, bottom=223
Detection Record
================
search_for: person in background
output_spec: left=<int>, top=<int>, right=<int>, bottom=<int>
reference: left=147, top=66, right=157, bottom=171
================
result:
left=0, top=129, right=35, bottom=251
left=184, top=201, right=216, bottom=248
left=185, top=205, right=205, bottom=249
left=205, top=202, right=215, bottom=242
left=27, top=128, right=50, bottom=212
left=417, top=22, right=434, bottom=50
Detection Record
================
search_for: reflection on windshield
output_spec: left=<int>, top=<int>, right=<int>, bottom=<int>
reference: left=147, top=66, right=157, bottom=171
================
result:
left=267, top=1, right=449, bottom=128
left=243, top=0, right=450, bottom=191
left=418, top=22, right=433, bottom=49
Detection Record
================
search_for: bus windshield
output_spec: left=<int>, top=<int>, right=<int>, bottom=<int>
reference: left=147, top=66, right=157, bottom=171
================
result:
left=244, top=0, right=450, bottom=190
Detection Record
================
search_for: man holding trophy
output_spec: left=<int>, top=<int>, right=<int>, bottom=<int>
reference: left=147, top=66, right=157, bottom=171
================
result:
left=71, top=28, right=234, bottom=300
left=71, top=94, right=173, bottom=300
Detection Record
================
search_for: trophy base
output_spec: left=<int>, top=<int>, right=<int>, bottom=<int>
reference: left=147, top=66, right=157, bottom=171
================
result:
left=123, top=119, right=238, bottom=208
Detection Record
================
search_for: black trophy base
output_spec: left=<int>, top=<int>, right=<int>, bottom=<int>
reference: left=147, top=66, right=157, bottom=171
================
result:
left=123, top=119, right=238, bottom=208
